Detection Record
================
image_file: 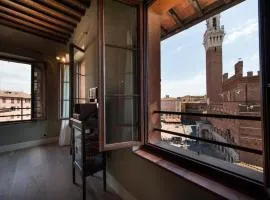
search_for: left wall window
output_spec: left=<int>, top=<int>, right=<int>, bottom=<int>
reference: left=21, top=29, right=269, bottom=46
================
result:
left=0, top=60, right=31, bottom=122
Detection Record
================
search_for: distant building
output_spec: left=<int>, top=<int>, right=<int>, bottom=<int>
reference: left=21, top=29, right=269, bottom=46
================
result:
left=161, top=95, right=206, bottom=123
left=201, top=15, right=261, bottom=167
left=161, top=95, right=181, bottom=112
left=0, top=90, right=31, bottom=122
left=160, top=95, right=181, bottom=123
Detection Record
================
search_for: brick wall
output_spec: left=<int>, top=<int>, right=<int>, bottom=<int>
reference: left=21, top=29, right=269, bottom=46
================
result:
left=206, top=46, right=223, bottom=103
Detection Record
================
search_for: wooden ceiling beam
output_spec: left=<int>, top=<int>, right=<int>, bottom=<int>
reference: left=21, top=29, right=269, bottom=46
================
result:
left=0, top=6, right=72, bottom=36
left=0, top=20, right=67, bottom=44
left=168, top=8, right=184, bottom=26
left=0, top=12, right=70, bottom=41
left=14, top=0, right=79, bottom=25
left=36, top=0, right=82, bottom=19
left=62, top=0, right=88, bottom=11
left=0, top=0, right=75, bottom=31
left=161, top=26, right=168, bottom=35
left=162, top=0, right=245, bottom=40
left=116, top=0, right=143, bottom=6
left=188, top=0, right=203, bottom=17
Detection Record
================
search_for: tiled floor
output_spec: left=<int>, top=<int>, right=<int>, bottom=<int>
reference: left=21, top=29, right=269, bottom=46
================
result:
left=0, top=144, right=121, bottom=200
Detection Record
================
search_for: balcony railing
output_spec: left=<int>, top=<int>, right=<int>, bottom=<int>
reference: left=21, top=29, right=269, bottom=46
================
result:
left=153, top=110, right=262, bottom=155
left=239, top=105, right=260, bottom=113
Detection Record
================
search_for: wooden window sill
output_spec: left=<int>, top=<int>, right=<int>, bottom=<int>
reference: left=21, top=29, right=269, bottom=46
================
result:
left=133, top=148, right=254, bottom=200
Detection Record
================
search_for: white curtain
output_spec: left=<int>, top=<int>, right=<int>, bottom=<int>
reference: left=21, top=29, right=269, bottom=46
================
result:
left=59, top=120, right=71, bottom=146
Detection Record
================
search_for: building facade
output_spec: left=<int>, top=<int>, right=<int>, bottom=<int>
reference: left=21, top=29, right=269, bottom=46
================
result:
left=0, top=91, right=31, bottom=122
left=201, top=15, right=262, bottom=167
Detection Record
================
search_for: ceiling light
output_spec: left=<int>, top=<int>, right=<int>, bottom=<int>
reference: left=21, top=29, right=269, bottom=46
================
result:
left=56, top=56, right=60, bottom=60
left=61, top=57, right=66, bottom=62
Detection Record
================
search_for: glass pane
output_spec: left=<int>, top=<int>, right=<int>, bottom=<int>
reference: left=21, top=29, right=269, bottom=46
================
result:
left=105, top=96, right=139, bottom=144
left=104, top=45, right=138, bottom=144
left=148, top=0, right=262, bottom=180
left=104, top=0, right=137, bottom=48
left=0, top=60, right=31, bottom=122
left=151, top=113, right=263, bottom=181
left=63, top=64, right=69, bottom=81
left=62, top=100, right=70, bottom=118
left=103, top=0, right=139, bottom=145
left=63, top=83, right=70, bottom=100
left=105, top=46, right=137, bottom=96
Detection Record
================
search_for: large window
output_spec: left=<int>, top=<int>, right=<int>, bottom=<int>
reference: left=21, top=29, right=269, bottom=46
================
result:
left=146, top=0, right=265, bottom=185
left=0, top=59, right=45, bottom=122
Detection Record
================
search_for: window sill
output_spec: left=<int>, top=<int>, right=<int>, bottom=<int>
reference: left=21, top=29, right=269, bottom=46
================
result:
left=133, top=146, right=264, bottom=200
left=0, top=119, right=46, bottom=126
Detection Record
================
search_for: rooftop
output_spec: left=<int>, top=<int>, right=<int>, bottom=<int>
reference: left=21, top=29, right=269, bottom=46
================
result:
left=0, top=90, right=31, bottom=98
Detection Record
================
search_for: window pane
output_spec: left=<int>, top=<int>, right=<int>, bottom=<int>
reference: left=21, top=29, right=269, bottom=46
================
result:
left=104, top=0, right=137, bottom=48
left=62, top=101, right=70, bottom=118
left=60, top=64, right=70, bottom=119
left=153, top=129, right=262, bottom=181
left=105, top=96, right=139, bottom=144
left=104, top=46, right=139, bottom=144
left=104, top=0, right=138, bottom=145
left=105, top=46, right=137, bottom=96
left=63, top=83, right=70, bottom=100
left=0, top=60, right=31, bottom=122
left=148, top=0, right=262, bottom=179
left=64, top=64, right=69, bottom=81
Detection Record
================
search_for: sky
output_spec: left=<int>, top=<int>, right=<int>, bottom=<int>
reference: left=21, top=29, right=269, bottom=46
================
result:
left=161, top=0, right=259, bottom=97
left=0, top=60, right=31, bottom=94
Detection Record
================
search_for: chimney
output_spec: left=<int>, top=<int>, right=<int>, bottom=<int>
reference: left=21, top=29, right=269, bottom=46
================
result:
left=223, top=73, right=228, bottom=81
left=247, top=71, right=253, bottom=77
left=235, top=60, right=243, bottom=77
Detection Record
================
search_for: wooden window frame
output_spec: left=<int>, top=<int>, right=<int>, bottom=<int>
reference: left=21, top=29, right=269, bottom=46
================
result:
left=97, top=0, right=144, bottom=151
left=142, top=0, right=270, bottom=198
left=68, top=43, right=88, bottom=119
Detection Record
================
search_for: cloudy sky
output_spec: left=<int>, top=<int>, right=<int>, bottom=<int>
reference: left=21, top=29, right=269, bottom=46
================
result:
left=161, top=0, right=259, bottom=97
left=0, top=60, right=31, bottom=94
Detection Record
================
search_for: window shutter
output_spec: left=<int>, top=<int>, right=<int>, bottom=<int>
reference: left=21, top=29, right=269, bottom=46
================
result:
left=32, top=63, right=46, bottom=120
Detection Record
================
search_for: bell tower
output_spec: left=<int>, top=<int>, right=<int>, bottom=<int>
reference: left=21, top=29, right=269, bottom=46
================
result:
left=203, top=15, right=225, bottom=104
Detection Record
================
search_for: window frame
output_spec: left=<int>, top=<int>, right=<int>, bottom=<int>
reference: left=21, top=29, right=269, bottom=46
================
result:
left=0, top=56, right=46, bottom=125
left=59, top=62, right=71, bottom=120
left=68, top=43, right=88, bottom=119
left=97, top=0, right=144, bottom=151
left=142, top=0, right=270, bottom=198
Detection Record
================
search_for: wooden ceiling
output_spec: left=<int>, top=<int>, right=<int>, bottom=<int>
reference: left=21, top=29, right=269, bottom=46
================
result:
left=150, top=0, right=244, bottom=40
left=0, top=0, right=91, bottom=44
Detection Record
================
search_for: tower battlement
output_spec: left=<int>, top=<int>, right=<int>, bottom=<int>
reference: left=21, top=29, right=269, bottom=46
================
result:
left=203, top=15, right=225, bottom=51
left=223, top=61, right=260, bottom=84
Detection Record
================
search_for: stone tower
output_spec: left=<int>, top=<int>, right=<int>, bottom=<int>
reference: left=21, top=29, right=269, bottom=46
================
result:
left=203, top=14, right=225, bottom=104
